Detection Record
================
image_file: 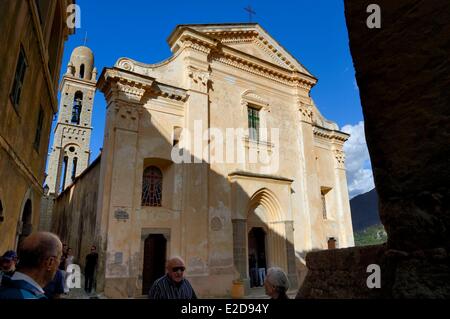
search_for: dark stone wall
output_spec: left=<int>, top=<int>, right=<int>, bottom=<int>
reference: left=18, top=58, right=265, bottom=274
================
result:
left=344, top=0, right=450, bottom=251
left=297, top=245, right=450, bottom=298
left=298, top=1, right=450, bottom=298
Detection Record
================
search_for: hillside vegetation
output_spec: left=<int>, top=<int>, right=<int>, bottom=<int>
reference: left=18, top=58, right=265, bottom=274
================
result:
left=354, top=223, right=387, bottom=246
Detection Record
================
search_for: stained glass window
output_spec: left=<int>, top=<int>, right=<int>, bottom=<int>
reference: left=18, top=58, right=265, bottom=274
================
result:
left=142, top=166, right=162, bottom=206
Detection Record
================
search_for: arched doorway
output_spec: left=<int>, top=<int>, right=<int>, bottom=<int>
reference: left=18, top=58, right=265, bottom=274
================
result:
left=18, top=199, right=32, bottom=245
left=142, top=234, right=167, bottom=294
left=248, top=227, right=267, bottom=287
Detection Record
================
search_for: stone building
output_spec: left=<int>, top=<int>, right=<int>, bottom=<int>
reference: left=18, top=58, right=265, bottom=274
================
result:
left=52, top=23, right=354, bottom=298
left=0, top=0, right=74, bottom=253
left=40, top=46, right=97, bottom=231
left=46, top=46, right=97, bottom=194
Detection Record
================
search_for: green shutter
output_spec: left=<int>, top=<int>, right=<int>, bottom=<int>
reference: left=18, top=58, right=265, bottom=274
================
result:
left=247, top=107, right=260, bottom=141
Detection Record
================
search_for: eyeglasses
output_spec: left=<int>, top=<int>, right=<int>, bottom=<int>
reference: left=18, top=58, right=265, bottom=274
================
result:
left=172, top=266, right=185, bottom=272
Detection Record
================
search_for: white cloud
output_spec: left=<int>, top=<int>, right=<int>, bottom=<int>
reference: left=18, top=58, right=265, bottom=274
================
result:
left=341, top=121, right=374, bottom=198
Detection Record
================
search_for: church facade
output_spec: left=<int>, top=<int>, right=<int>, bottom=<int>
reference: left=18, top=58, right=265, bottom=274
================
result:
left=52, top=23, right=354, bottom=298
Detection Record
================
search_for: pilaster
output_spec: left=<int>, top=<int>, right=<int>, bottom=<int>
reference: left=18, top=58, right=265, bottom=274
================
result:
left=180, top=41, right=211, bottom=275
left=96, top=68, right=153, bottom=297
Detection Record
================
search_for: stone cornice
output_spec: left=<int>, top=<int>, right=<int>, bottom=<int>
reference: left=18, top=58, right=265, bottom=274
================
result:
left=116, top=28, right=317, bottom=91
left=59, top=74, right=97, bottom=91
left=172, top=24, right=315, bottom=76
left=97, top=68, right=188, bottom=105
left=169, top=28, right=217, bottom=54
left=214, top=48, right=316, bottom=88
left=54, top=122, right=93, bottom=133
left=97, top=68, right=153, bottom=104
left=168, top=26, right=317, bottom=89
left=204, top=29, right=294, bottom=70
left=313, top=126, right=350, bottom=143
left=241, top=90, right=270, bottom=110
left=150, top=82, right=189, bottom=102
left=228, top=171, right=293, bottom=183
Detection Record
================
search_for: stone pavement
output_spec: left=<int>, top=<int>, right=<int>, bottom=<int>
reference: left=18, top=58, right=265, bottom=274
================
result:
left=60, top=273, right=105, bottom=299
left=61, top=287, right=297, bottom=299
left=60, top=287, right=105, bottom=299
left=245, top=287, right=297, bottom=299
left=60, top=277, right=296, bottom=299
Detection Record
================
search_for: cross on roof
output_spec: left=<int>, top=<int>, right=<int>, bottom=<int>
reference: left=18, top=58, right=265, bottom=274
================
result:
left=244, top=5, right=256, bottom=23
left=83, top=31, right=88, bottom=46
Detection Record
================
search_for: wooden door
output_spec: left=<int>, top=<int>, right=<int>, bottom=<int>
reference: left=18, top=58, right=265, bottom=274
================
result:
left=142, top=234, right=167, bottom=294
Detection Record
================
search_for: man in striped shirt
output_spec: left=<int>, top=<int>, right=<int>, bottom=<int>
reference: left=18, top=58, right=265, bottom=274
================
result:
left=148, top=256, right=197, bottom=299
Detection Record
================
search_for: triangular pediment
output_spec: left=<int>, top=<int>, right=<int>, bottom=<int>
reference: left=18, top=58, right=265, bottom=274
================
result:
left=170, top=23, right=313, bottom=76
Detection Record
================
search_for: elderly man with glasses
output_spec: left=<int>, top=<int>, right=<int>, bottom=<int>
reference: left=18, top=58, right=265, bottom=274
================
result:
left=148, top=256, right=197, bottom=299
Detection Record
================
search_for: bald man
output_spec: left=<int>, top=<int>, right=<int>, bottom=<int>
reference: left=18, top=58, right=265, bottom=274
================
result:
left=0, top=232, right=63, bottom=299
left=148, top=256, right=197, bottom=299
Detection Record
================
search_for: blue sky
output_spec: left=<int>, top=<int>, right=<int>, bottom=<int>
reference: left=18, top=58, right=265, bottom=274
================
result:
left=50, top=0, right=373, bottom=197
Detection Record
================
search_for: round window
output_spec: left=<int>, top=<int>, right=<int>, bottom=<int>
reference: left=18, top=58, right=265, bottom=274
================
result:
left=69, top=146, right=75, bottom=152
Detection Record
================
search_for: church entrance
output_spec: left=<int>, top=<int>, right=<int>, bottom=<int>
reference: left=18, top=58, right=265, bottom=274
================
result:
left=248, top=227, right=267, bottom=288
left=142, top=234, right=167, bottom=294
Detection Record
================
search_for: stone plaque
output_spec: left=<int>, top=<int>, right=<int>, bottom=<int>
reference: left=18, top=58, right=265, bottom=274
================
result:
left=114, top=209, right=129, bottom=221
left=114, top=252, right=123, bottom=264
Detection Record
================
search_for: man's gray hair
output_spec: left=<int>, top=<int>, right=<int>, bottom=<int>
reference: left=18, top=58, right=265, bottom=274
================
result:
left=17, top=232, right=61, bottom=270
left=266, top=267, right=290, bottom=292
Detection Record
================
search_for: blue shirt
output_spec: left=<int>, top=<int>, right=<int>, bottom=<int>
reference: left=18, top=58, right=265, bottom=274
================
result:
left=0, top=275, right=47, bottom=299
left=44, top=269, right=65, bottom=299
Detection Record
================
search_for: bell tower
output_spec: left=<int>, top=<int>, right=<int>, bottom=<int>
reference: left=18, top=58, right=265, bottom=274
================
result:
left=46, top=46, right=97, bottom=194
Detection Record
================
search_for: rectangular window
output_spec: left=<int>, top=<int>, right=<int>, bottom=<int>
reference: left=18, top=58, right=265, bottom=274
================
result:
left=247, top=106, right=260, bottom=141
left=321, top=191, right=327, bottom=219
left=34, top=107, right=44, bottom=151
left=10, top=46, right=27, bottom=109
left=321, top=187, right=331, bottom=219
left=71, top=157, right=78, bottom=181
left=60, top=156, right=68, bottom=193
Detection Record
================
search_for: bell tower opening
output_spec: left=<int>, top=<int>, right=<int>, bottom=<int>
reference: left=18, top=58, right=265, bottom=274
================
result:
left=80, top=63, right=85, bottom=79
left=71, top=91, right=83, bottom=125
